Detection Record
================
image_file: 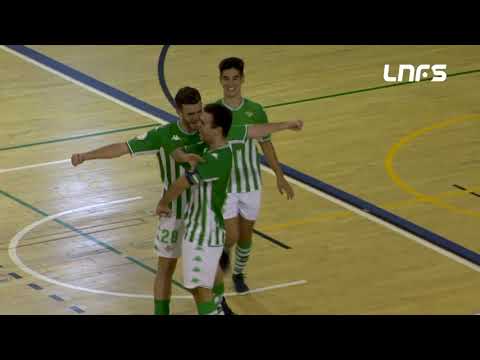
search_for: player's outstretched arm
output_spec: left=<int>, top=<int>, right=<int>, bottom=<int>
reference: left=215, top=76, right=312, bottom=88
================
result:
left=71, top=143, right=130, bottom=167
left=247, top=120, right=303, bottom=139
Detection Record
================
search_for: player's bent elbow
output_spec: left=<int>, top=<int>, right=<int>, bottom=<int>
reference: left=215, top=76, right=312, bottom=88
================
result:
left=119, top=143, right=131, bottom=156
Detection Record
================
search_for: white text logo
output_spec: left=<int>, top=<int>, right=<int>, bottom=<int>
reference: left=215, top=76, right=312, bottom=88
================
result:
left=383, top=64, right=447, bottom=82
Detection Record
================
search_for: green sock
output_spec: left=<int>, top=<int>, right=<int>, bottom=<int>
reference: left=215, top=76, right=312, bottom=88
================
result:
left=154, top=299, right=170, bottom=315
left=196, top=300, right=218, bottom=315
left=233, top=239, right=252, bottom=275
left=212, top=282, right=225, bottom=305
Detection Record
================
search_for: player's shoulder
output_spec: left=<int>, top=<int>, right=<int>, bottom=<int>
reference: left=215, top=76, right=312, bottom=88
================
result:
left=150, top=123, right=173, bottom=135
left=220, top=145, right=235, bottom=161
left=244, top=98, right=265, bottom=112
left=203, top=149, right=232, bottom=175
left=191, top=140, right=207, bottom=148
left=227, top=125, right=248, bottom=142
left=130, top=124, right=167, bottom=142
left=186, top=141, right=208, bottom=154
left=208, top=145, right=232, bottom=160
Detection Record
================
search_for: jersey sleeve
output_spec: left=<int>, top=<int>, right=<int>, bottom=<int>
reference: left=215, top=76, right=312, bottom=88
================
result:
left=127, top=126, right=168, bottom=156
left=255, top=106, right=271, bottom=143
left=227, top=125, right=248, bottom=144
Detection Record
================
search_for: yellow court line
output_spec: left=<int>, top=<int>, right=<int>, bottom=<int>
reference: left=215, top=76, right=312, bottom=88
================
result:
left=260, top=182, right=480, bottom=233
left=384, top=114, right=480, bottom=218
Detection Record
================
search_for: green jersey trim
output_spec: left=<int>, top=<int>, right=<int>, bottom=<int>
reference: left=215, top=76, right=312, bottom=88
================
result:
left=221, top=98, right=245, bottom=111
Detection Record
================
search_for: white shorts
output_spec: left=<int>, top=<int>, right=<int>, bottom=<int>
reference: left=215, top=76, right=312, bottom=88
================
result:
left=223, top=190, right=262, bottom=221
left=154, top=217, right=184, bottom=258
left=182, top=237, right=224, bottom=289
left=155, top=217, right=224, bottom=289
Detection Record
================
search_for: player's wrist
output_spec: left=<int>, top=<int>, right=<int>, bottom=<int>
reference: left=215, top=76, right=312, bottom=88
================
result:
left=287, top=120, right=298, bottom=129
left=275, top=170, right=285, bottom=178
left=158, top=199, right=169, bottom=208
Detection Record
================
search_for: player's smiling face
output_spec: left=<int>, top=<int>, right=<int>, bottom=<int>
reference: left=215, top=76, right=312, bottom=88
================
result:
left=177, top=102, right=202, bottom=132
left=198, top=111, right=219, bottom=144
left=220, top=68, right=244, bottom=98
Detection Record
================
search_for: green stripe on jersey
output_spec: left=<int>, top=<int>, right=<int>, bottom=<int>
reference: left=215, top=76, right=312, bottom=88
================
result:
left=217, top=98, right=269, bottom=194
left=127, top=121, right=200, bottom=219
left=229, top=139, right=262, bottom=193
left=181, top=144, right=233, bottom=246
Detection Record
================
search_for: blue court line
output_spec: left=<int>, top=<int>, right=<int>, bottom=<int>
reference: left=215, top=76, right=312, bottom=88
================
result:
left=8, top=272, right=22, bottom=279
left=157, top=45, right=175, bottom=109
left=49, top=294, right=65, bottom=302
left=6, top=45, right=178, bottom=124
left=69, top=305, right=85, bottom=314
left=7, top=45, right=480, bottom=268
left=157, top=45, right=480, bottom=267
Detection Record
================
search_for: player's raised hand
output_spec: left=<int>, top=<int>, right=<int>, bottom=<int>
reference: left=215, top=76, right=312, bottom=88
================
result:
left=277, top=176, right=294, bottom=200
left=71, top=153, right=86, bottom=167
left=287, top=120, right=303, bottom=131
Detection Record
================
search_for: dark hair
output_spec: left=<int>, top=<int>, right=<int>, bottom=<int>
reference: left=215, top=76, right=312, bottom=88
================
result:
left=203, top=103, right=232, bottom=137
left=174, top=87, right=201, bottom=109
left=218, top=57, right=244, bottom=76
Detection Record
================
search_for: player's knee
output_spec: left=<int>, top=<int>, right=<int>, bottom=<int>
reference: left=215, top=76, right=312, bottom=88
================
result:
left=225, top=222, right=240, bottom=244
left=225, top=230, right=239, bottom=248
left=157, top=258, right=176, bottom=278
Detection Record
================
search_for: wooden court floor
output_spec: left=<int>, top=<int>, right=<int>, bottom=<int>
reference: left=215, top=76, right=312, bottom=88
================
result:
left=1, top=45, right=479, bottom=314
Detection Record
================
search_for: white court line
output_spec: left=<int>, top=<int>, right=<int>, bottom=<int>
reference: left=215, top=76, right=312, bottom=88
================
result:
left=0, top=46, right=164, bottom=124
left=8, top=197, right=150, bottom=298
left=3, top=45, right=479, bottom=275
left=264, top=166, right=480, bottom=273
left=9, top=197, right=307, bottom=299
left=0, top=159, right=70, bottom=174
left=225, top=280, right=308, bottom=297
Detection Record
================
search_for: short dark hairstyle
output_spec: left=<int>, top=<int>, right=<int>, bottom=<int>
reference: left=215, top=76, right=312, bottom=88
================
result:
left=203, top=103, right=232, bottom=137
left=218, top=57, right=244, bottom=76
left=174, top=86, right=201, bottom=109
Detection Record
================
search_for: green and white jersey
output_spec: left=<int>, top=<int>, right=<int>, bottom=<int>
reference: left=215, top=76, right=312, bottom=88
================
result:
left=182, top=126, right=248, bottom=246
left=216, top=97, right=270, bottom=194
left=127, top=121, right=200, bottom=220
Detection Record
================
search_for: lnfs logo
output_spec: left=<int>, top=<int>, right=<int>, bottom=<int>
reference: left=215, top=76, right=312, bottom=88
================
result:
left=383, top=64, right=447, bottom=82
